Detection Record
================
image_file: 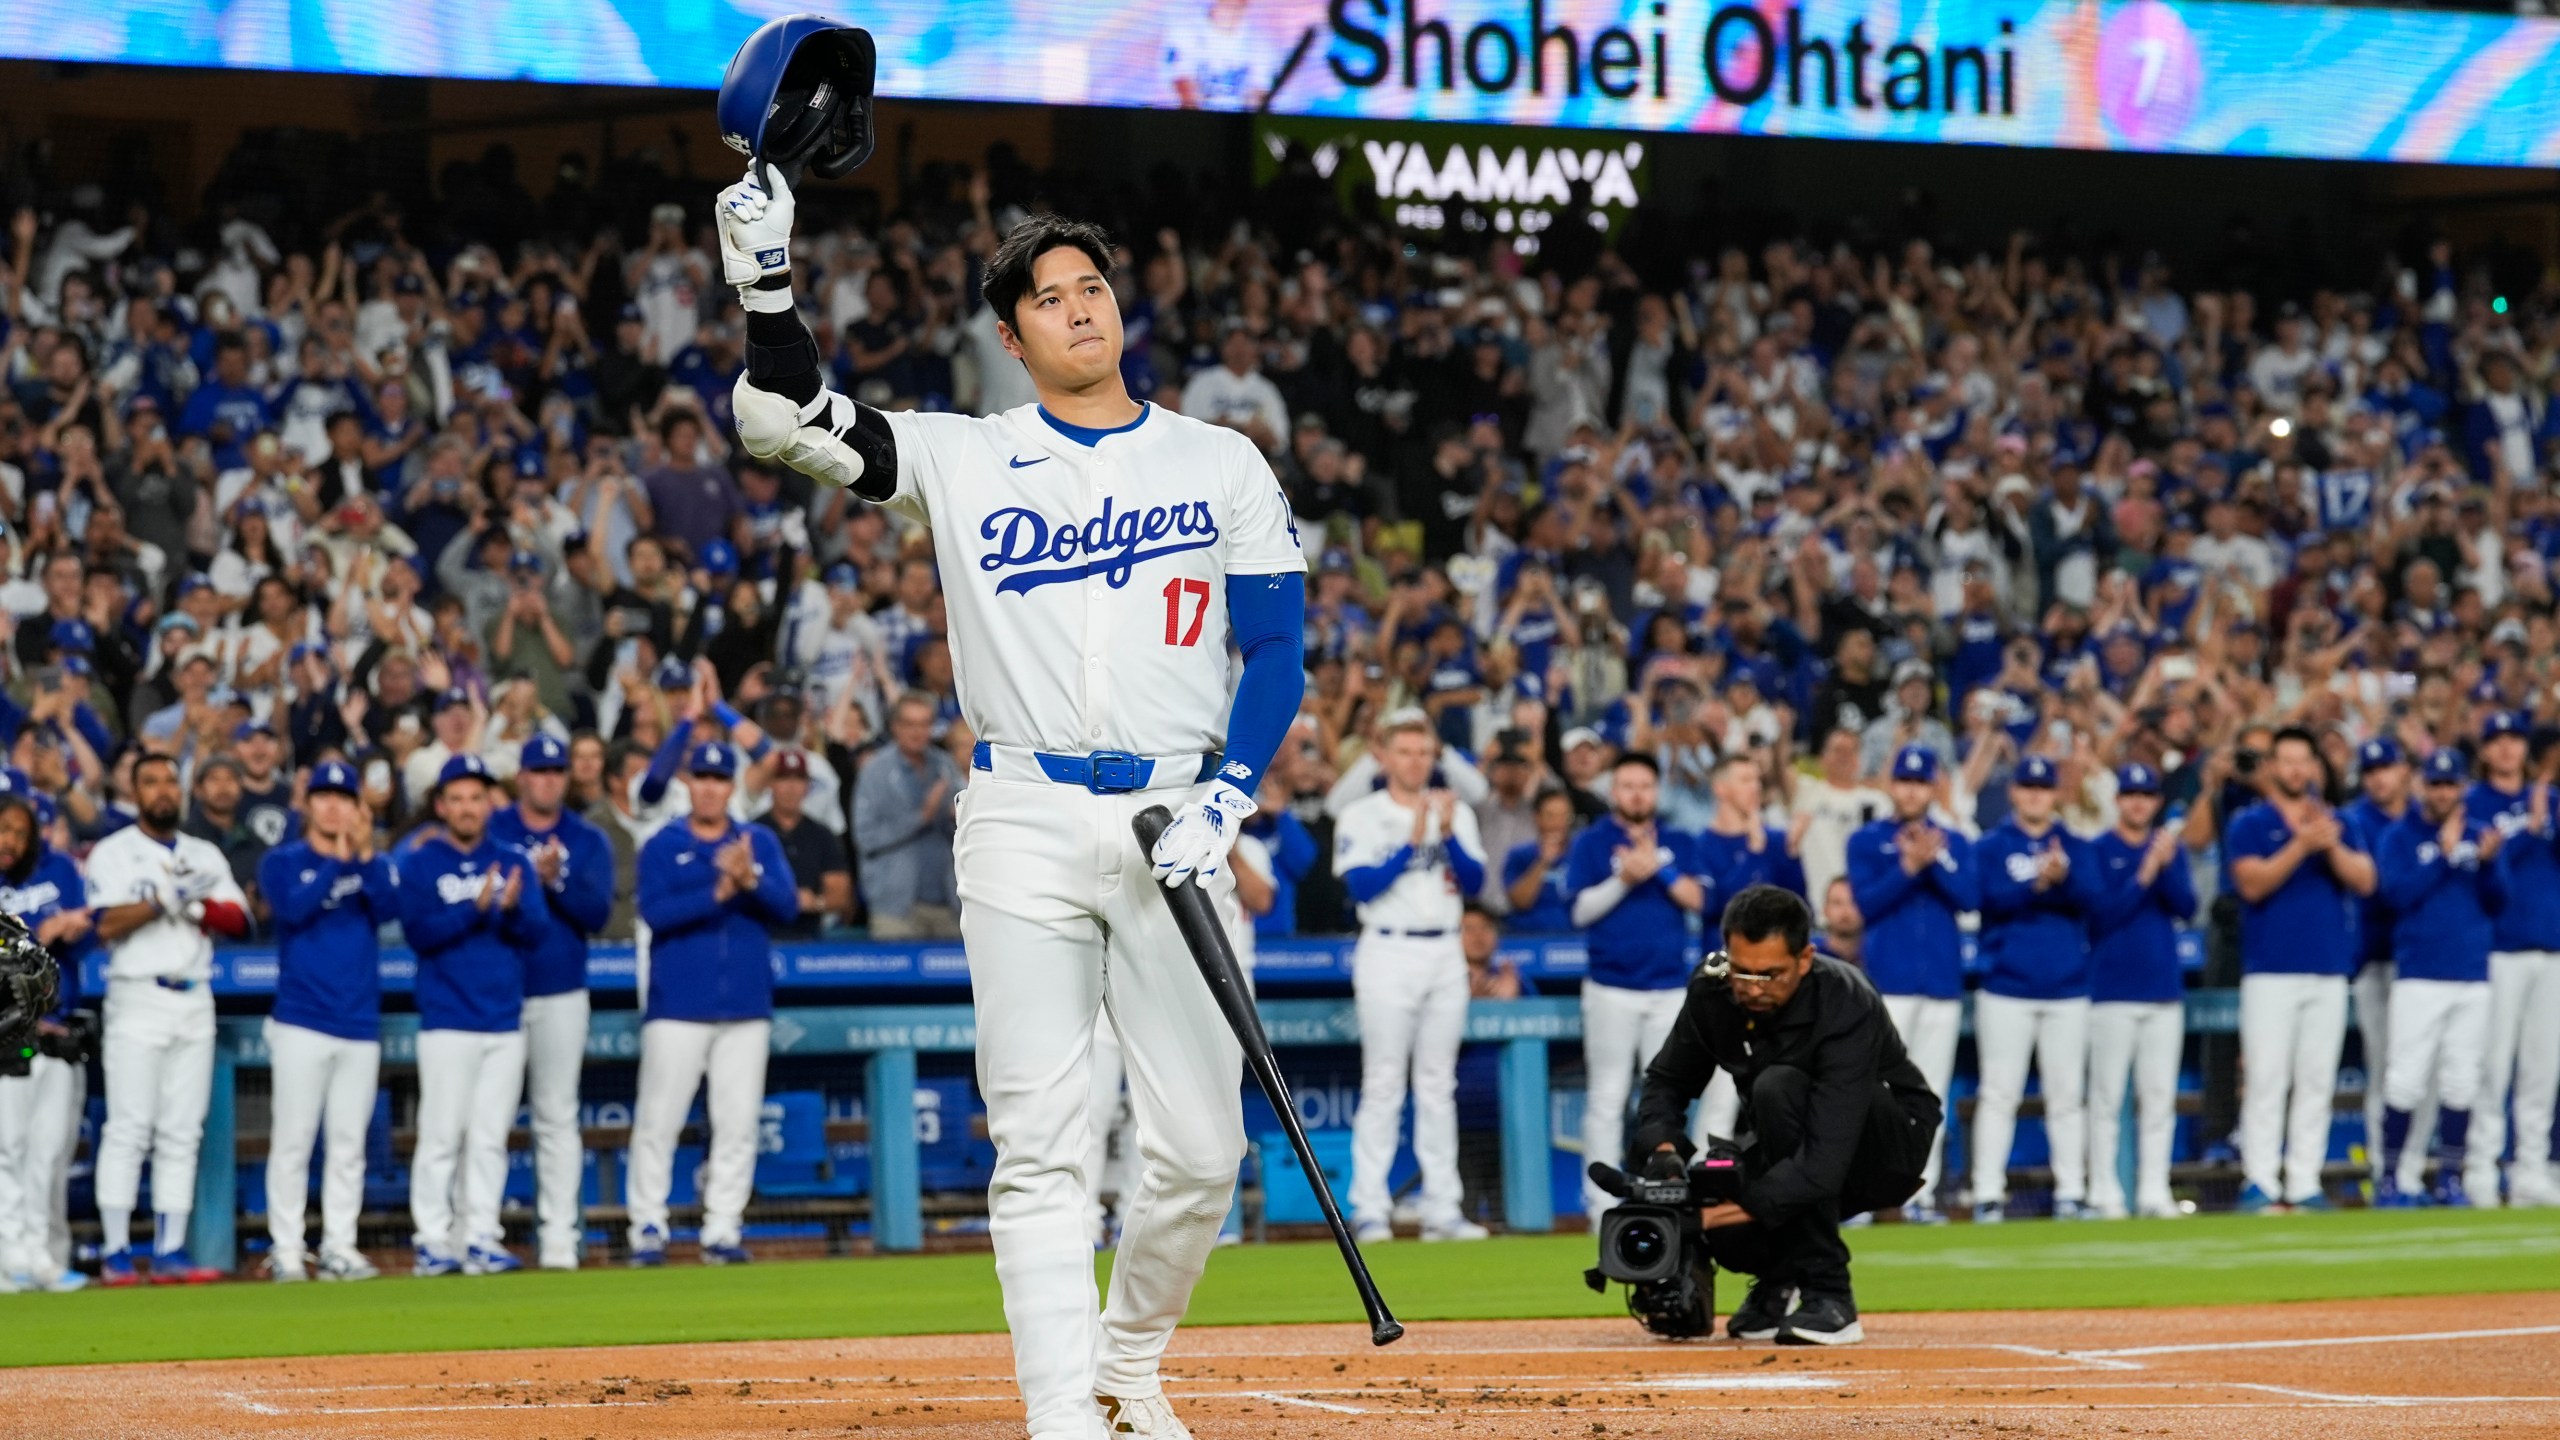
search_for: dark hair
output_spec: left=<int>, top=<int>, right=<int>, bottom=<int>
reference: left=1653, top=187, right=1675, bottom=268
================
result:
left=134, top=753, right=183, bottom=786
left=980, top=215, right=1116, bottom=330
left=1721, top=883, right=1812, bottom=955
left=1462, top=899, right=1497, bottom=924
left=1612, top=751, right=1660, bottom=778
left=2270, top=725, right=2321, bottom=756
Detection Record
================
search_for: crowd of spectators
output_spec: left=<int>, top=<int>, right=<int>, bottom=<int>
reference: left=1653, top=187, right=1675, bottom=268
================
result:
left=4, top=138, right=2560, bottom=957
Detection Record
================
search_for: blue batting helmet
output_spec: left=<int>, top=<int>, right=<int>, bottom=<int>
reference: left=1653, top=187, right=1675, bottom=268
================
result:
left=718, top=15, right=878, bottom=187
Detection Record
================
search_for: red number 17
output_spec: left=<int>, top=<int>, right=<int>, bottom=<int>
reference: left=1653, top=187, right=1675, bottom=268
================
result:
left=1160, top=577, right=1211, bottom=646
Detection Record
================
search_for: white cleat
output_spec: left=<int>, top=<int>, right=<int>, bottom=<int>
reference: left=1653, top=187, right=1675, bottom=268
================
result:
left=317, top=1248, right=380, bottom=1282
left=1096, top=1391, right=1194, bottom=1439
left=266, top=1252, right=309, bottom=1283
left=1420, top=1217, right=1490, bottom=1242
left=1353, top=1217, right=1393, bottom=1245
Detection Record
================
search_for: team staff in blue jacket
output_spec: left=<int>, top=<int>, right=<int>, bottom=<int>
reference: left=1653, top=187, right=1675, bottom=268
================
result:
left=396, top=753, right=538, bottom=1277
left=488, top=734, right=615, bottom=1272
left=0, top=791, right=97, bottom=1293
left=1969, top=754, right=2102, bottom=1222
left=2225, top=726, right=2376, bottom=1212
left=1844, top=743, right=1978, bottom=1220
left=2083, top=763, right=2197, bottom=1220
left=255, top=761, right=397, bottom=1283
left=1694, top=754, right=1810, bottom=904
left=2342, top=737, right=2412, bottom=1185
left=2462, top=711, right=2560, bottom=1207
left=626, top=741, right=798, bottom=1267
left=1566, top=752, right=1715, bottom=1223
left=1500, top=790, right=1579, bottom=932
left=2374, top=747, right=2506, bottom=1208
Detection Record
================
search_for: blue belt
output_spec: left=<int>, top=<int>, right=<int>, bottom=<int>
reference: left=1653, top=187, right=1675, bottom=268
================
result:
left=972, top=742, right=1221, bottom=795
left=153, top=976, right=200, bottom=993
left=1374, top=928, right=1448, bottom=940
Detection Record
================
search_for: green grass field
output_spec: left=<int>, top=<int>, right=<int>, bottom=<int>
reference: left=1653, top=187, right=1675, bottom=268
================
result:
left=11, top=1209, right=2558, bottom=1368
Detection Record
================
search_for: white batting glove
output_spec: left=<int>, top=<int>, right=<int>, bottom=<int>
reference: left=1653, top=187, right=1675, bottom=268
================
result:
left=1151, top=783, right=1257, bottom=889
left=715, top=166, right=796, bottom=293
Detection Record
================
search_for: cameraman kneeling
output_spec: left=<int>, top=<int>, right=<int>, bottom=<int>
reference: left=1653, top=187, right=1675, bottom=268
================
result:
left=1632, top=884, right=1942, bottom=1345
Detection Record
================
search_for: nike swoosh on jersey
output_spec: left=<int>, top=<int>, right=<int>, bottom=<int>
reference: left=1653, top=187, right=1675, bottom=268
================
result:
left=1007, top=455, right=1049, bottom=469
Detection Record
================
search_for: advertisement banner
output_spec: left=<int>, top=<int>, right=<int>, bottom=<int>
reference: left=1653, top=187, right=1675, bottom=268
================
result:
left=3, top=1, right=2555, bottom=166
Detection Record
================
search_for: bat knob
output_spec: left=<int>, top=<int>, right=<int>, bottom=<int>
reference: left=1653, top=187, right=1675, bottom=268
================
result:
left=1371, top=1318, right=1405, bottom=1347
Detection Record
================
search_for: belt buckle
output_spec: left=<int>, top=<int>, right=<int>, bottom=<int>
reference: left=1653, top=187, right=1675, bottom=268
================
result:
left=1083, top=749, right=1146, bottom=794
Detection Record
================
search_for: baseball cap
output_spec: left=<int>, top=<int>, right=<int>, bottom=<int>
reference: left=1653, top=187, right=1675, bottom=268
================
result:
left=288, top=639, right=328, bottom=666
left=519, top=734, right=569, bottom=772
left=1891, top=744, right=1941, bottom=783
left=699, top=538, right=738, bottom=576
left=2422, top=748, right=2470, bottom=785
left=771, top=749, right=811, bottom=781
left=59, top=654, right=91, bottom=679
left=687, top=741, right=739, bottom=778
left=2482, top=710, right=2527, bottom=741
left=433, top=687, right=473, bottom=713
left=48, top=618, right=94, bottom=654
left=1561, top=726, right=1604, bottom=753
left=2358, top=737, right=2404, bottom=771
left=654, top=656, right=695, bottom=691
left=2014, top=754, right=2060, bottom=789
left=174, top=573, right=213, bottom=599
left=822, top=560, right=860, bottom=590
left=506, top=549, right=544, bottom=576
left=209, top=685, right=248, bottom=709
left=2116, top=762, right=2162, bottom=795
left=435, top=753, right=493, bottom=792
left=233, top=718, right=277, bottom=742
left=32, top=793, right=57, bottom=829
left=307, top=759, right=362, bottom=798
left=1891, top=658, right=1935, bottom=689
left=156, top=613, right=203, bottom=638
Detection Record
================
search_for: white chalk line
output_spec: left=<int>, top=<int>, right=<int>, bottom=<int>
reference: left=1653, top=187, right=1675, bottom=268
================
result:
left=2071, top=1321, right=2560, bottom=1358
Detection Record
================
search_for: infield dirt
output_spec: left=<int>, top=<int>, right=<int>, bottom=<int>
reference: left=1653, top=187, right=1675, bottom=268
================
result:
left=17, top=1290, right=2560, bottom=1438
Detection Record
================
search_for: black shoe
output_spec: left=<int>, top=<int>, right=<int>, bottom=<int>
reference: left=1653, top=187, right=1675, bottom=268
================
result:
left=1775, top=1292, right=1863, bottom=1346
left=1727, top=1279, right=1797, bottom=1340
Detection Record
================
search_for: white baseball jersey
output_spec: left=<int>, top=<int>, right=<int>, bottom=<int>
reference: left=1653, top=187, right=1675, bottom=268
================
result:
left=84, top=827, right=247, bottom=982
left=1333, top=788, right=1483, bottom=934
left=876, top=403, right=1305, bottom=760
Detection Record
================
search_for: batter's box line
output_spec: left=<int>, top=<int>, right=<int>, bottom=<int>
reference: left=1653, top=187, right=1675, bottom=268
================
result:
left=2230, top=1383, right=2560, bottom=1407
left=2067, top=1322, right=2560, bottom=1359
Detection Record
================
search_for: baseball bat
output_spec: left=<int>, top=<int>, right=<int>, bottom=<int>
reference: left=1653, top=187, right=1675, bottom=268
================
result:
left=1131, top=806, right=1405, bottom=1348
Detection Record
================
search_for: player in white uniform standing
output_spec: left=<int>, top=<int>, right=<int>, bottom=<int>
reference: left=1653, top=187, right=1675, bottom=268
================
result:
left=1334, top=713, right=1491, bottom=1244
left=715, top=159, right=1307, bottom=1436
left=85, top=753, right=252, bottom=1284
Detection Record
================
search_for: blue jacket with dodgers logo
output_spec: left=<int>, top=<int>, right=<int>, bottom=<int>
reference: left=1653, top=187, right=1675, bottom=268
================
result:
left=397, top=834, right=540, bottom=1033
left=2463, top=781, right=2560, bottom=953
left=488, top=806, right=615, bottom=998
left=2, top=846, right=94, bottom=1024
left=637, top=819, right=798, bottom=1023
left=1975, top=819, right=2101, bottom=1000
left=1845, top=817, right=1979, bottom=1000
left=2377, top=808, right=2507, bottom=984
left=261, top=839, right=399, bottom=1042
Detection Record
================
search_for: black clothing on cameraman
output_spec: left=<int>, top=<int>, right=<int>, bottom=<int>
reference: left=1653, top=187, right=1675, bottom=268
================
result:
left=1632, top=954, right=1941, bottom=1298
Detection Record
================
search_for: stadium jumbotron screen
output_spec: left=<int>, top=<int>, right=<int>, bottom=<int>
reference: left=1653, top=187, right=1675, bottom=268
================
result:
left=1, top=0, right=2556, bottom=167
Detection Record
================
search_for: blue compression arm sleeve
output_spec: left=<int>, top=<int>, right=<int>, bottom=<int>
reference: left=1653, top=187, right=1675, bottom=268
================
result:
left=638, top=718, right=695, bottom=808
left=1214, top=572, right=1307, bottom=796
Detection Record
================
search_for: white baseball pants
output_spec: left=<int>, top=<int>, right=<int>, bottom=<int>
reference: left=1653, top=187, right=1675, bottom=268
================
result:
left=522, top=990, right=591, bottom=1260
left=952, top=777, right=1245, bottom=1440
left=1971, top=992, right=2090, bottom=1207
left=2086, top=1000, right=2181, bottom=1217
left=625, top=1017, right=770, bottom=1249
left=2473, top=951, right=2560, bottom=1194
left=262, top=1020, right=380, bottom=1265
left=2384, top=977, right=2492, bottom=1188
left=1578, top=981, right=1735, bottom=1220
left=2238, top=973, right=2348, bottom=1204
left=1349, top=931, right=1469, bottom=1228
left=2353, top=963, right=2395, bottom=1181
left=411, top=1028, right=526, bottom=1255
left=0, top=1054, right=83, bottom=1279
left=1883, top=994, right=1962, bottom=1199
left=95, top=980, right=214, bottom=1230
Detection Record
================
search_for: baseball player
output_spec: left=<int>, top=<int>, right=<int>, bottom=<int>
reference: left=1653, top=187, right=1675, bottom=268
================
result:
left=1694, top=754, right=1810, bottom=902
left=1844, top=744, right=1978, bottom=1221
left=2463, top=712, right=2560, bottom=1207
left=2083, top=762, right=2197, bottom=1220
left=2226, top=726, right=2376, bottom=1211
left=489, top=733, right=615, bottom=1269
left=1970, top=754, right=2100, bottom=1222
left=2342, top=738, right=2412, bottom=1187
left=256, top=760, right=397, bottom=1282
left=2373, top=747, right=2505, bottom=1207
left=711, top=48, right=1308, bottom=1432
left=396, top=753, right=538, bottom=1276
left=85, top=753, right=250, bottom=1284
left=1567, top=750, right=1716, bottom=1224
left=1337, top=714, right=1489, bottom=1243
left=627, top=741, right=797, bottom=1266
left=0, top=792, right=95, bottom=1292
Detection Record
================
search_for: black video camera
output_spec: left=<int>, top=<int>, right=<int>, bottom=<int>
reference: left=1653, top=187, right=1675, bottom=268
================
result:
left=1581, top=1140, right=1744, bottom=1339
left=37, top=1008, right=100, bottom=1064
